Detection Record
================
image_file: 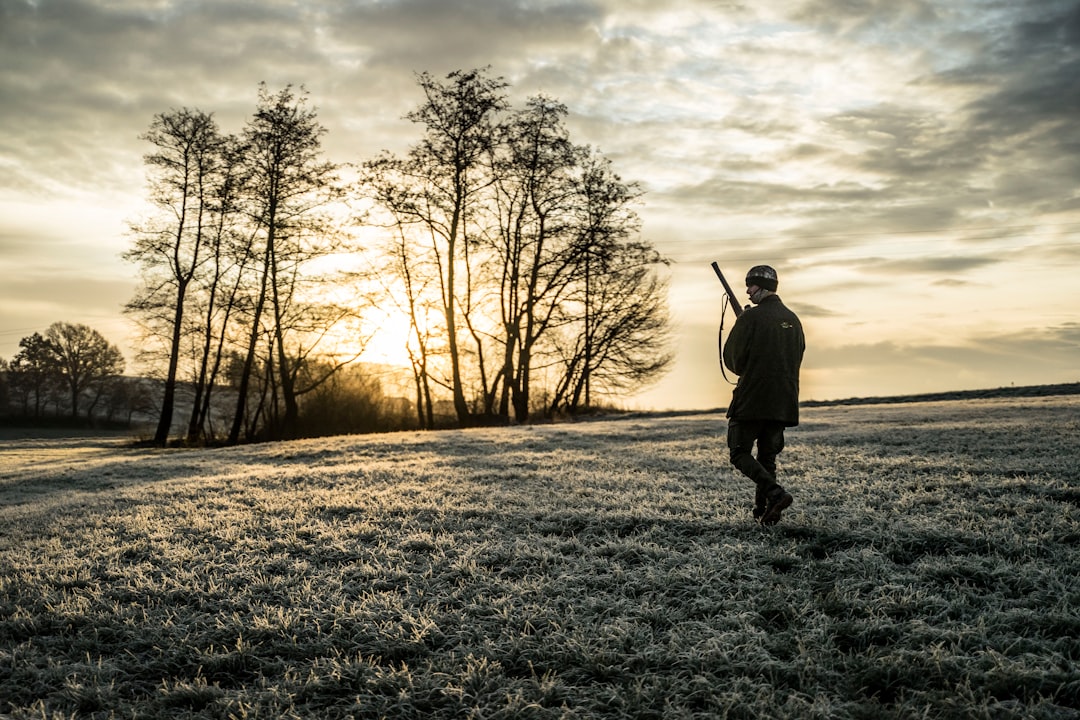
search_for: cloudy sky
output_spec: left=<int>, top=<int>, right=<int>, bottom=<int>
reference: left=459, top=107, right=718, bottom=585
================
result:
left=2, top=0, right=1078, bottom=411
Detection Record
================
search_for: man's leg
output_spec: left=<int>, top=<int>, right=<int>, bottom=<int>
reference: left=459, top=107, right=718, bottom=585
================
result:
left=728, top=419, right=780, bottom=518
left=728, top=419, right=774, bottom=483
left=756, top=422, right=786, bottom=480
left=757, top=422, right=792, bottom=525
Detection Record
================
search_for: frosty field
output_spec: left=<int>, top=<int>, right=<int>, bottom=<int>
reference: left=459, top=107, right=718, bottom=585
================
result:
left=1, top=395, right=1078, bottom=719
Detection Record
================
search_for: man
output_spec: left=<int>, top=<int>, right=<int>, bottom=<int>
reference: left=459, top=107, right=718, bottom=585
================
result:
left=723, top=265, right=805, bottom=525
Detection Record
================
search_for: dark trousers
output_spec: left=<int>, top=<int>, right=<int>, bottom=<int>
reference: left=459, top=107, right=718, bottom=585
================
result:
left=727, top=419, right=786, bottom=507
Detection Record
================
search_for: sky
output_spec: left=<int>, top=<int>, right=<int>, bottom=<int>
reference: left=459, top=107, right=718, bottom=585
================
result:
left=1, top=0, right=1078, bottom=412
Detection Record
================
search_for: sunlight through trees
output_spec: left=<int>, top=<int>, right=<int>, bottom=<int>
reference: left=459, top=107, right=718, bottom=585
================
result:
left=112, top=69, right=674, bottom=444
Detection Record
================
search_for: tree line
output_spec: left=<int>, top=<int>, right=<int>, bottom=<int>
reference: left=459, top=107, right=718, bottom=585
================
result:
left=8, top=68, right=673, bottom=446
left=0, top=322, right=142, bottom=427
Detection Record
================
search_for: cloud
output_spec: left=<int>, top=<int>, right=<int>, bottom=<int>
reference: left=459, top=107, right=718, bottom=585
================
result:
left=0, top=1, right=345, bottom=196
left=849, top=254, right=1000, bottom=275
left=641, top=0, right=1080, bottom=275
left=973, top=321, right=1080, bottom=354
left=962, top=2, right=1080, bottom=130
left=324, top=0, right=603, bottom=74
left=789, top=0, right=943, bottom=37
left=0, top=269, right=135, bottom=360
left=800, top=322, right=1080, bottom=400
left=932, top=3, right=1080, bottom=205
left=0, top=272, right=130, bottom=314
left=812, top=323, right=1080, bottom=372
left=788, top=301, right=839, bottom=319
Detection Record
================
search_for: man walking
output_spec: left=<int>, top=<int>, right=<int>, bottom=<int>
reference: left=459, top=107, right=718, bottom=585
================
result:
left=723, top=265, right=805, bottom=525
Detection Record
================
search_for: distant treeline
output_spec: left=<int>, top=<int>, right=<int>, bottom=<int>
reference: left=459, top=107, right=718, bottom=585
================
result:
left=0, top=322, right=471, bottom=440
left=0, top=322, right=141, bottom=429
left=802, top=382, right=1080, bottom=408
left=622, top=383, right=1080, bottom=423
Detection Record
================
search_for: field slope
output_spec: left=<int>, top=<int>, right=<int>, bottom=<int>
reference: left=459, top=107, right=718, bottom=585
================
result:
left=1, top=396, right=1078, bottom=719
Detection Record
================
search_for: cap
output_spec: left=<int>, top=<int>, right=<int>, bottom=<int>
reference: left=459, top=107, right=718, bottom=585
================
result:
left=746, top=265, right=778, bottom=292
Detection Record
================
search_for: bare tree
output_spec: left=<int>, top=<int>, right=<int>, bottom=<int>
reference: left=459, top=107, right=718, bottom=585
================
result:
left=545, top=153, right=673, bottom=413
left=554, top=251, right=673, bottom=413
left=371, top=216, right=442, bottom=429
left=44, top=322, right=125, bottom=421
left=579, top=153, right=637, bottom=408
left=375, top=68, right=508, bottom=425
left=364, top=72, right=673, bottom=424
left=7, top=332, right=60, bottom=417
left=228, top=83, right=346, bottom=442
left=124, top=86, right=366, bottom=445
left=125, top=107, right=226, bottom=445
left=184, top=135, right=251, bottom=443
left=0, top=357, right=9, bottom=416
left=488, top=95, right=585, bottom=422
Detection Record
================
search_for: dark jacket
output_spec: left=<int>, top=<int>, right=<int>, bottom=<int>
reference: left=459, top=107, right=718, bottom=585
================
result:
left=723, top=294, right=805, bottom=425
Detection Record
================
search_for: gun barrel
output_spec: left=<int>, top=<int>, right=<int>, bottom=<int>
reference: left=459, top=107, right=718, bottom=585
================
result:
left=711, top=262, right=746, bottom=317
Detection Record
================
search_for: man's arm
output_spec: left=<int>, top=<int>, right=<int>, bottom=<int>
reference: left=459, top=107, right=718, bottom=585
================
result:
left=722, top=312, right=749, bottom=375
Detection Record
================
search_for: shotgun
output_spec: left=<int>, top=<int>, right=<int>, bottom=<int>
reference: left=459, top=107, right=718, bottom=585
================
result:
left=711, top=261, right=748, bottom=317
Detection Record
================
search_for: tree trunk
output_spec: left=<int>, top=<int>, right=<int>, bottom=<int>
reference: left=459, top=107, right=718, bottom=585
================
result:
left=228, top=241, right=271, bottom=445
left=155, top=279, right=187, bottom=445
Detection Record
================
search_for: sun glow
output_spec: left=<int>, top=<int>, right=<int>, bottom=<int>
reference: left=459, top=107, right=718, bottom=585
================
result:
left=358, top=307, right=416, bottom=368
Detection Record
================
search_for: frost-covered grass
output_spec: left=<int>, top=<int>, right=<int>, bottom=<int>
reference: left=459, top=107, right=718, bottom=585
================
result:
left=1, top=396, right=1078, bottom=719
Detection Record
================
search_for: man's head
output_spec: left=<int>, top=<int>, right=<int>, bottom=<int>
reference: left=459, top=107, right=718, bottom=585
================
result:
left=745, top=265, right=778, bottom=292
left=745, top=265, right=778, bottom=304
